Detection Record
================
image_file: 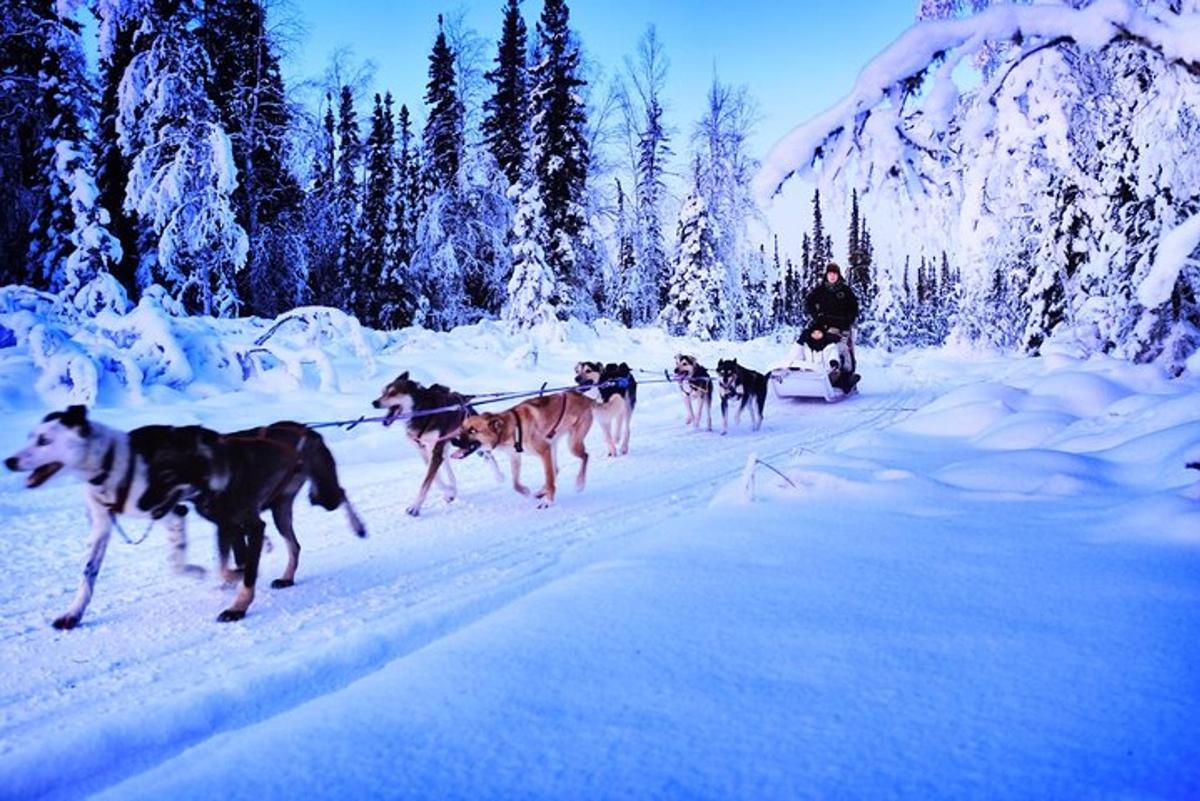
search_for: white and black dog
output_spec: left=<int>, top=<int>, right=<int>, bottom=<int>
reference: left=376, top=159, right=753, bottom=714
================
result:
left=715, top=358, right=768, bottom=435
left=5, top=407, right=365, bottom=626
left=5, top=406, right=207, bottom=629
left=673, top=355, right=713, bottom=432
left=573, top=361, right=637, bottom=456
left=372, top=372, right=502, bottom=516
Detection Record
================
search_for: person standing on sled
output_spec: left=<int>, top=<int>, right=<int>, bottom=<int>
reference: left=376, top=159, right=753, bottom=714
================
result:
left=802, top=262, right=860, bottom=392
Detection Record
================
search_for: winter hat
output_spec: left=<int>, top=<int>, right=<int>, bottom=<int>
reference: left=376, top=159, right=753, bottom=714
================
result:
left=825, top=262, right=842, bottom=275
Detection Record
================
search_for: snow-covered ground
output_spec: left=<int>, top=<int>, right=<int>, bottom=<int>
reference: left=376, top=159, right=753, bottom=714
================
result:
left=1, top=315, right=1198, bottom=800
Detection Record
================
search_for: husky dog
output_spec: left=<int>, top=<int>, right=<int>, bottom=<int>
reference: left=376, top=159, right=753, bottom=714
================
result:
left=372, top=372, right=502, bottom=516
left=5, top=406, right=208, bottom=629
left=673, top=354, right=713, bottom=432
left=715, top=359, right=768, bottom=434
left=451, top=392, right=593, bottom=509
left=573, top=361, right=637, bottom=457
left=137, top=420, right=367, bottom=621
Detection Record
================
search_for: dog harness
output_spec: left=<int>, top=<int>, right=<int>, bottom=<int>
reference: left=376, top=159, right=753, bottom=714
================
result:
left=510, top=410, right=524, bottom=453
left=545, top=393, right=569, bottom=440
left=90, top=443, right=136, bottom=514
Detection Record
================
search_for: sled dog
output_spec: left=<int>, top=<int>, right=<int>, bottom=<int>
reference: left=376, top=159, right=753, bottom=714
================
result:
left=715, top=359, right=768, bottom=434
left=372, top=372, right=502, bottom=516
left=5, top=406, right=209, bottom=629
left=137, top=420, right=366, bottom=621
left=451, top=392, right=593, bottom=508
left=673, top=354, right=713, bottom=431
left=573, top=361, right=637, bottom=456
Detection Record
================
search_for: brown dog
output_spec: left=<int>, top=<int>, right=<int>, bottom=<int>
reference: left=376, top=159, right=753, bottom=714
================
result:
left=452, top=392, right=593, bottom=508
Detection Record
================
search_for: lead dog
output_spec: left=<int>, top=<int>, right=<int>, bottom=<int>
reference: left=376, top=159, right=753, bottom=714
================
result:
left=372, top=372, right=502, bottom=516
left=673, top=354, right=713, bottom=432
left=451, top=392, right=593, bottom=508
left=5, top=407, right=364, bottom=626
left=138, top=421, right=367, bottom=621
left=6, top=406, right=208, bottom=629
left=573, top=361, right=637, bottom=456
left=715, top=358, right=768, bottom=434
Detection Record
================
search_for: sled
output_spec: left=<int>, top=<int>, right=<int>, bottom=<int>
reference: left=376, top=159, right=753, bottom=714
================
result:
left=769, top=342, right=857, bottom=402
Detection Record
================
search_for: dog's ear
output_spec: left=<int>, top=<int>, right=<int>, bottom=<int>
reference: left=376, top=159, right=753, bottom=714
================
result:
left=489, top=417, right=504, bottom=434
left=398, top=370, right=409, bottom=381
left=62, top=405, right=91, bottom=436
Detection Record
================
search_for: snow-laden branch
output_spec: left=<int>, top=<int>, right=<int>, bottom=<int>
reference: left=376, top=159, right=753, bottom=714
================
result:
left=753, top=0, right=1200, bottom=202
left=1139, top=214, right=1200, bottom=308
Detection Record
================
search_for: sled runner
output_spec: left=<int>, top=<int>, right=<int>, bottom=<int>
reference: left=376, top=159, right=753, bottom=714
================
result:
left=769, top=338, right=858, bottom=402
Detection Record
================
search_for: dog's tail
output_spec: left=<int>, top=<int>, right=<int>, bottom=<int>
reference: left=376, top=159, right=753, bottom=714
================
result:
left=624, top=365, right=638, bottom=412
left=1188, top=461, right=1199, bottom=471
left=302, top=432, right=368, bottom=538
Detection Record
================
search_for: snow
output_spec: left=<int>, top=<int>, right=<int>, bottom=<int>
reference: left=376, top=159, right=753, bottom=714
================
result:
left=1, top=314, right=1198, bottom=800
left=1139, top=213, right=1200, bottom=308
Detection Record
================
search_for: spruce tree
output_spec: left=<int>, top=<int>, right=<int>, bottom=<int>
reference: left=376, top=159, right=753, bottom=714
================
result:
left=304, top=96, right=338, bottom=307
left=25, top=1, right=121, bottom=299
left=614, top=179, right=639, bottom=327
left=424, top=16, right=464, bottom=192
left=809, top=189, right=830, bottom=282
left=118, top=0, right=247, bottom=316
left=362, top=92, right=395, bottom=323
left=504, top=172, right=557, bottom=329
left=201, top=0, right=303, bottom=317
left=482, top=0, right=528, bottom=189
left=0, top=0, right=45, bottom=286
left=659, top=189, right=720, bottom=340
left=770, top=235, right=785, bottom=328
left=335, top=84, right=362, bottom=313
left=93, top=0, right=141, bottom=296
left=530, top=0, right=589, bottom=309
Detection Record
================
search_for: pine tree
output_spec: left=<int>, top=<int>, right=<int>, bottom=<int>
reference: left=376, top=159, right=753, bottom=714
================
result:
left=93, top=0, right=141, bottom=296
left=614, top=179, right=639, bottom=327
left=379, top=102, right=419, bottom=329
left=0, top=0, right=45, bottom=286
left=202, top=0, right=304, bottom=318
left=809, top=188, right=830, bottom=281
left=769, top=235, right=785, bottom=328
left=504, top=172, right=557, bottom=329
left=118, top=0, right=247, bottom=316
left=482, top=0, right=528, bottom=189
left=424, top=15, right=464, bottom=192
left=335, top=84, right=362, bottom=313
left=659, top=189, right=720, bottom=340
left=530, top=0, right=589, bottom=311
left=304, top=95, right=338, bottom=307
left=362, top=92, right=395, bottom=323
left=25, top=1, right=122, bottom=300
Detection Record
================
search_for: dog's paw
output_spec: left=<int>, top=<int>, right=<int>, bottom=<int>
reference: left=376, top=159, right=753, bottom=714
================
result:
left=270, top=578, right=294, bottom=589
left=178, top=564, right=206, bottom=578
left=405, top=505, right=421, bottom=517
left=721, top=430, right=728, bottom=437
left=536, top=499, right=553, bottom=509
left=514, top=484, right=531, bottom=497
left=52, top=614, right=80, bottom=630
left=216, top=608, right=246, bottom=623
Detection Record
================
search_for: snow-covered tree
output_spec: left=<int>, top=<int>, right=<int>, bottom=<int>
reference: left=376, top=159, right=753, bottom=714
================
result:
left=691, top=75, right=761, bottom=338
left=504, top=174, right=557, bottom=329
left=660, top=188, right=721, bottom=340
left=334, top=83, right=363, bottom=314
left=22, top=2, right=122, bottom=301
left=202, top=0, right=304, bottom=318
left=530, top=0, right=590, bottom=314
left=757, top=0, right=1200, bottom=370
left=118, top=0, right=247, bottom=316
left=482, top=0, right=528, bottom=190
left=616, top=25, right=672, bottom=324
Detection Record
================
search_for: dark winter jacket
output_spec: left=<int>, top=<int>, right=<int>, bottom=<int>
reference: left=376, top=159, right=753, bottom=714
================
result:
left=804, top=279, right=859, bottom=331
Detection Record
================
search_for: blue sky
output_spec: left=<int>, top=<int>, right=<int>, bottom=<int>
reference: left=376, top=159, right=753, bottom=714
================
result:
left=287, top=0, right=917, bottom=163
